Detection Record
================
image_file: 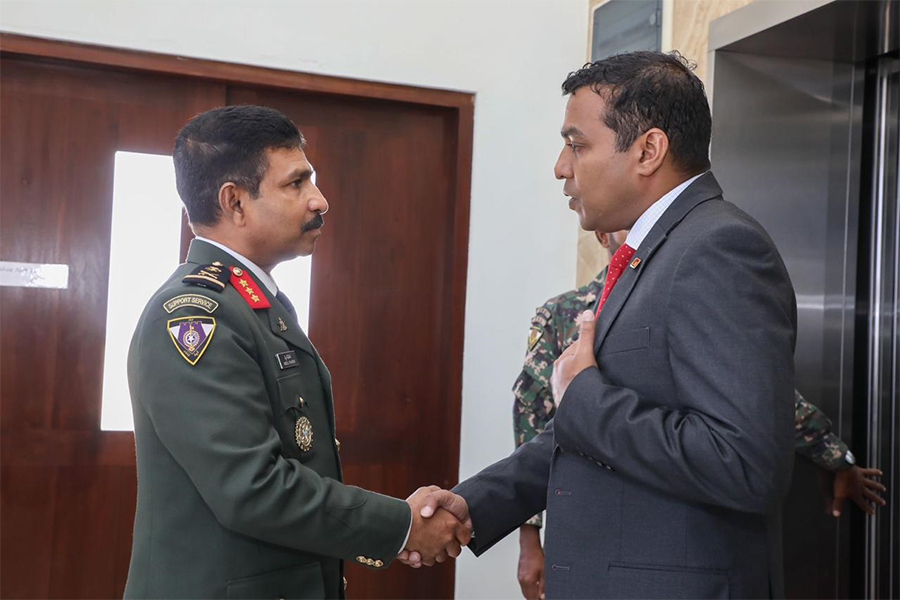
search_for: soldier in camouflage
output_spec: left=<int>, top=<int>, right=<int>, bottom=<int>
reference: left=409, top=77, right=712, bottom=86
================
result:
left=513, top=230, right=887, bottom=600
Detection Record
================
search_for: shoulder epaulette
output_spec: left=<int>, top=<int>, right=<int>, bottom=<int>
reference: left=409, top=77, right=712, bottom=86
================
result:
left=228, top=266, right=271, bottom=310
left=182, top=262, right=229, bottom=292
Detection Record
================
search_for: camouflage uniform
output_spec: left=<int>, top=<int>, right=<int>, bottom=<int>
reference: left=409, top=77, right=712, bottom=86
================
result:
left=513, top=268, right=852, bottom=528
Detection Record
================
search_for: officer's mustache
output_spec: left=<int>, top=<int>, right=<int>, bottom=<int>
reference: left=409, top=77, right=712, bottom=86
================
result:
left=301, top=213, right=325, bottom=232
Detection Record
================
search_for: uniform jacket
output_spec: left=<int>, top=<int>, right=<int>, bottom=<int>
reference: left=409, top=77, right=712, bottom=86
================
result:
left=125, top=240, right=410, bottom=599
left=456, top=173, right=798, bottom=599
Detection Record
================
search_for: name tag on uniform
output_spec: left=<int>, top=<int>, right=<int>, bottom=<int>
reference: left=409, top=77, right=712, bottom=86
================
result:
left=276, top=351, right=299, bottom=370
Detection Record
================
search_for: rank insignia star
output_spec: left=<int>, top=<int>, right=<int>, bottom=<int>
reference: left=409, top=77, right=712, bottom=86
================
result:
left=228, top=267, right=271, bottom=310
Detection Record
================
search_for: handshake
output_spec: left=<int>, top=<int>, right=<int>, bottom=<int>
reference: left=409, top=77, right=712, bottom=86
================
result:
left=399, top=486, right=472, bottom=568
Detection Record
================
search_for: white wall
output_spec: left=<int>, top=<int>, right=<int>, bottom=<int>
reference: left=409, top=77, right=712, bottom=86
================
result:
left=0, top=1, right=588, bottom=597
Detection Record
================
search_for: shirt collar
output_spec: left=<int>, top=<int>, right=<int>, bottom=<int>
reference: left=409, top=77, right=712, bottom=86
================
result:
left=625, top=172, right=706, bottom=251
left=192, top=236, right=279, bottom=296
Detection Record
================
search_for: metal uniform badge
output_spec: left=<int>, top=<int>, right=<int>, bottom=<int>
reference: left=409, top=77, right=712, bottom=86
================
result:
left=295, top=416, right=314, bottom=452
left=167, top=316, right=216, bottom=365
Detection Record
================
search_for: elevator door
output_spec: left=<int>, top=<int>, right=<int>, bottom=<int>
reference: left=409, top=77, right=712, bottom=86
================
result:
left=708, top=1, right=899, bottom=597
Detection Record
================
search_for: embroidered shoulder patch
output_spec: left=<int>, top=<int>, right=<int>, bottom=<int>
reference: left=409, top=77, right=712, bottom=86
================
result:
left=167, top=316, right=216, bottom=365
left=527, top=326, right=543, bottom=352
left=182, top=264, right=229, bottom=292
left=163, top=293, right=219, bottom=314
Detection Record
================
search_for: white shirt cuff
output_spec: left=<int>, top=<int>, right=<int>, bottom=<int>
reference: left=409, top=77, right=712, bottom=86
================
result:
left=398, top=513, right=413, bottom=554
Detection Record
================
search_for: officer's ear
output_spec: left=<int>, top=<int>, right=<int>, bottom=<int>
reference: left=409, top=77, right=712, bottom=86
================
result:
left=217, top=182, right=247, bottom=227
left=596, top=232, right=611, bottom=249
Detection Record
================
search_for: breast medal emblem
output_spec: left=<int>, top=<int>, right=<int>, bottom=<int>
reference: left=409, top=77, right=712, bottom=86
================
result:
left=295, top=416, right=314, bottom=452
left=166, top=316, right=216, bottom=365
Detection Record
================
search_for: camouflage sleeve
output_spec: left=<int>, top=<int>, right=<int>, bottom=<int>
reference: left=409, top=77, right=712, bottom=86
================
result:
left=512, top=306, right=561, bottom=528
left=793, top=389, right=852, bottom=471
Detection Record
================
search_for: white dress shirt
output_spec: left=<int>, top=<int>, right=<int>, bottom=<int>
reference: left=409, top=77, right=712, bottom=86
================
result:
left=625, top=173, right=705, bottom=251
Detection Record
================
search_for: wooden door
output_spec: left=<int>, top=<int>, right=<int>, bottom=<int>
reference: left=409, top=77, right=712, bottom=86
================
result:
left=227, top=86, right=469, bottom=599
left=0, top=56, right=224, bottom=598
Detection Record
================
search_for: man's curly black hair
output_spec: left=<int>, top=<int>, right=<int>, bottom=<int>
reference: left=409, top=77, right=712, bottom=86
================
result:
left=562, top=51, right=711, bottom=174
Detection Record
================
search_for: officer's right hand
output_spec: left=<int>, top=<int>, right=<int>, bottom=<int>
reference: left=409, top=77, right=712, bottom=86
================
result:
left=403, top=487, right=472, bottom=566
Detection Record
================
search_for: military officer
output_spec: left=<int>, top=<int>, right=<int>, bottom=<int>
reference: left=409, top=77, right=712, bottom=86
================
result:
left=512, top=229, right=887, bottom=600
left=124, top=105, right=468, bottom=599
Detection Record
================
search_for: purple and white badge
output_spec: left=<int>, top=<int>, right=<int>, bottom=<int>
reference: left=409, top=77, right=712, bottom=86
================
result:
left=167, top=316, right=216, bottom=366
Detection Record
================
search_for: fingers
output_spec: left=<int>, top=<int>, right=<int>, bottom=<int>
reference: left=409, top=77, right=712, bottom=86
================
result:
left=421, top=490, right=470, bottom=527
left=851, top=492, right=876, bottom=516
left=454, top=520, right=472, bottom=547
left=832, top=495, right=846, bottom=518
left=539, top=574, right=546, bottom=600
left=575, top=310, right=595, bottom=357
left=519, top=579, right=539, bottom=600
left=445, top=539, right=463, bottom=559
left=863, top=487, right=887, bottom=506
left=406, top=484, right=441, bottom=502
left=397, top=549, right=423, bottom=568
left=863, top=476, right=887, bottom=494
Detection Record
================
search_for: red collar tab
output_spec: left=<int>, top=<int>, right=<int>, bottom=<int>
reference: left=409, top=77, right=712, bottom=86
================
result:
left=229, top=266, right=272, bottom=310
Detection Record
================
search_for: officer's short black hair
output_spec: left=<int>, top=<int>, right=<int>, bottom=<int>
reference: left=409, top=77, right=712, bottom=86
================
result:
left=561, top=51, right=711, bottom=175
left=174, top=105, right=306, bottom=227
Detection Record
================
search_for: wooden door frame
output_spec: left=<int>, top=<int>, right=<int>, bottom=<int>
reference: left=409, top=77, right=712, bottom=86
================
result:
left=0, top=31, right=472, bottom=594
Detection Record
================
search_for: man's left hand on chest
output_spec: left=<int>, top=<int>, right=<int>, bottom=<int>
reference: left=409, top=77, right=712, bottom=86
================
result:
left=551, top=310, right=598, bottom=405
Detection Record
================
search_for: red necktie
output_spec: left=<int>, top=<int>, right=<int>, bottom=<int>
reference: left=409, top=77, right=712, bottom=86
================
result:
left=595, top=243, right=636, bottom=317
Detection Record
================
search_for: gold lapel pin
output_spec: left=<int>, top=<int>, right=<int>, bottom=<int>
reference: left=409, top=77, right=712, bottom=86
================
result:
left=277, top=317, right=288, bottom=332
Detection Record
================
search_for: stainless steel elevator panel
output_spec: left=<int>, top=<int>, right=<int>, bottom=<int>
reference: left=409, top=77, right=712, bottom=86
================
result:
left=709, top=1, right=898, bottom=597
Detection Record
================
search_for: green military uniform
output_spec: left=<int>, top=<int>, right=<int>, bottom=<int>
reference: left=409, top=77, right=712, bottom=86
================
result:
left=513, top=267, right=853, bottom=528
left=125, top=240, right=410, bottom=599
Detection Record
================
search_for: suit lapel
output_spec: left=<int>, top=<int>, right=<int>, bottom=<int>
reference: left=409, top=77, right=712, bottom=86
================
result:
left=593, top=172, right=724, bottom=354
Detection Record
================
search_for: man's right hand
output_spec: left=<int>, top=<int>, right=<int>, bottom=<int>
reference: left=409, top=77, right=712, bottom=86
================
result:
left=399, top=489, right=472, bottom=568
left=404, top=487, right=472, bottom=566
left=518, top=524, right=545, bottom=600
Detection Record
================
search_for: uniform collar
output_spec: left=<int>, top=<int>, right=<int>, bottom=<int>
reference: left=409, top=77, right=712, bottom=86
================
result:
left=189, top=237, right=279, bottom=296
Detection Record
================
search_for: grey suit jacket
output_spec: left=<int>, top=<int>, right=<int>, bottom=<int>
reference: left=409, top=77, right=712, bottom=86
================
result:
left=455, top=173, right=797, bottom=599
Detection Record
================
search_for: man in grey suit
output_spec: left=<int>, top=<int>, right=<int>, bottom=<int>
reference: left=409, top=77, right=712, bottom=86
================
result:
left=409, top=51, right=797, bottom=598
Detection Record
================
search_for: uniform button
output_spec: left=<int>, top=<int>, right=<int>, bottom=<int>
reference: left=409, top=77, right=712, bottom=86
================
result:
left=374, top=560, right=384, bottom=568
left=343, top=576, right=348, bottom=591
left=232, top=267, right=243, bottom=276
left=297, top=396, right=306, bottom=408
left=335, top=438, right=341, bottom=452
left=356, top=556, right=367, bottom=564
